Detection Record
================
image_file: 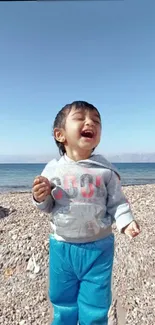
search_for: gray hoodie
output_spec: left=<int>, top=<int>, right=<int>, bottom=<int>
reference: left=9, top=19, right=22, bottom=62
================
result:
left=34, top=154, right=134, bottom=243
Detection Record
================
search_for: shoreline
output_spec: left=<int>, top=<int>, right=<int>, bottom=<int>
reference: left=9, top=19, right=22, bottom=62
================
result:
left=0, top=182, right=155, bottom=195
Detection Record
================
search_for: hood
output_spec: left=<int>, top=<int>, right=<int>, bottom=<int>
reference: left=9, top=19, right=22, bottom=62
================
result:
left=58, top=154, right=120, bottom=179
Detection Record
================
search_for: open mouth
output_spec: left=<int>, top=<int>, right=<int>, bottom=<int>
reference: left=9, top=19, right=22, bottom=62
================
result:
left=81, top=130, right=94, bottom=138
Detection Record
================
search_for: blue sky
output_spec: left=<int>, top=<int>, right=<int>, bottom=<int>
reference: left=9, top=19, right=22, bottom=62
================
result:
left=0, top=0, right=155, bottom=162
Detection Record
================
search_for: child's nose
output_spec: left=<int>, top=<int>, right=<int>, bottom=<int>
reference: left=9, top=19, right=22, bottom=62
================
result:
left=85, top=119, right=95, bottom=127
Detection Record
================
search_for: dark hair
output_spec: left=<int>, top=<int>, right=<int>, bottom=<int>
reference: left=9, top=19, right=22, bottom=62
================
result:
left=53, top=100, right=101, bottom=156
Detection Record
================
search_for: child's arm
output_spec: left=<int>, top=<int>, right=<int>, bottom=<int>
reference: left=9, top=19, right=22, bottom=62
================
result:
left=32, top=160, right=57, bottom=214
left=32, top=175, right=55, bottom=214
left=106, top=171, right=140, bottom=237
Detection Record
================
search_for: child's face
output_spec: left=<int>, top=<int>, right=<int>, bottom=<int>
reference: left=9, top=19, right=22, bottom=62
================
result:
left=63, top=107, right=101, bottom=154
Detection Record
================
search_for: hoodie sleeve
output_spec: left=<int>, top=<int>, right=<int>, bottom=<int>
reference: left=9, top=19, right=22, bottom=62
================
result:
left=33, top=194, right=54, bottom=213
left=33, top=160, right=57, bottom=214
left=106, top=171, right=134, bottom=232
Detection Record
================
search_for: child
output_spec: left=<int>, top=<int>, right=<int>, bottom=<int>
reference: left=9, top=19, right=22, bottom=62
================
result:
left=32, top=101, right=140, bottom=325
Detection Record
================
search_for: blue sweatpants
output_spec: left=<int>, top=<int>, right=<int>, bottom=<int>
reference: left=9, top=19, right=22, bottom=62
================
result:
left=48, top=234, right=114, bottom=325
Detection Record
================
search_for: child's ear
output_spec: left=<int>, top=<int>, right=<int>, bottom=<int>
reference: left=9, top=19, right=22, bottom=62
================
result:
left=54, top=128, right=65, bottom=143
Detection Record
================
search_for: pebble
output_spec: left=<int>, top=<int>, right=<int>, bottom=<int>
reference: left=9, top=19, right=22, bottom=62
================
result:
left=19, top=321, right=26, bottom=325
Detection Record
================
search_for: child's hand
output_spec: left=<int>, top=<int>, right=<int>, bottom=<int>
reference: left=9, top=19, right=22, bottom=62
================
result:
left=122, top=221, right=140, bottom=239
left=32, top=176, right=51, bottom=203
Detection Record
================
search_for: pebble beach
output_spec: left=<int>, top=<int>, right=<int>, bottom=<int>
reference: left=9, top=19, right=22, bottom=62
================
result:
left=0, top=184, right=155, bottom=325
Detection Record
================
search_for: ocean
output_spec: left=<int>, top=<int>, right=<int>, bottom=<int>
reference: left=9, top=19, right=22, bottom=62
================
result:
left=0, top=162, right=155, bottom=193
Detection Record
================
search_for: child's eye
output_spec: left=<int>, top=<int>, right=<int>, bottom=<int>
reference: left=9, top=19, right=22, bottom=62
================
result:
left=76, top=117, right=84, bottom=121
left=94, top=120, right=101, bottom=124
